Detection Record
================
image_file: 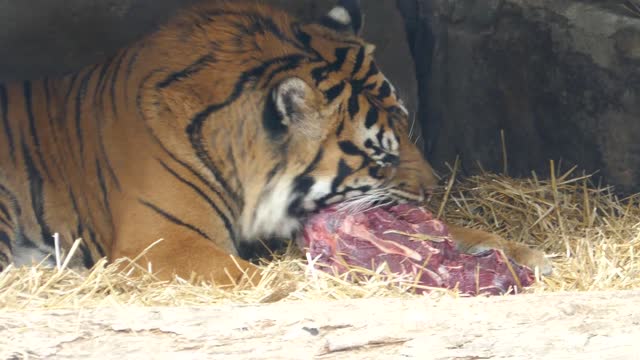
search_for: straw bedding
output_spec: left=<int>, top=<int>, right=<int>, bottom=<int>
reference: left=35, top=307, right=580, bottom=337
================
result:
left=1, top=165, right=638, bottom=309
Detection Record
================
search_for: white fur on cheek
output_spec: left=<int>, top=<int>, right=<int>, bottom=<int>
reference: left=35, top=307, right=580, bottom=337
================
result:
left=302, top=178, right=332, bottom=210
left=383, top=131, right=399, bottom=153
left=242, top=177, right=300, bottom=241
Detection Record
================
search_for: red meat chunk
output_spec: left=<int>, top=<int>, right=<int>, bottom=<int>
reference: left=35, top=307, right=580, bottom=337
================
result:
left=298, top=204, right=535, bottom=296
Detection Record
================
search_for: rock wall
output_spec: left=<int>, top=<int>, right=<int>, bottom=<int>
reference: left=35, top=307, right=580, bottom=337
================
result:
left=402, top=0, right=640, bottom=193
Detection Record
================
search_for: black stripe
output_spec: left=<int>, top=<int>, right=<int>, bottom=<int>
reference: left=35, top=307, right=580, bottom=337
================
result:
left=347, top=90, right=360, bottom=118
left=71, top=210, right=96, bottom=268
left=22, top=140, right=54, bottom=247
left=42, top=78, right=61, bottom=162
left=0, top=231, right=10, bottom=250
left=265, top=161, right=285, bottom=184
left=365, top=107, right=378, bottom=128
left=263, top=56, right=306, bottom=87
left=292, top=175, right=315, bottom=195
left=83, top=228, right=98, bottom=267
left=351, top=46, right=366, bottom=77
left=287, top=175, right=315, bottom=217
left=298, top=149, right=324, bottom=177
left=163, top=144, right=234, bottom=215
left=60, top=73, right=82, bottom=167
left=376, top=127, right=386, bottom=147
left=378, top=81, right=391, bottom=99
left=203, top=10, right=304, bottom=51
left=68, top=186, right=106, bottom=258
left=63, top=73, right=80, bottom=110
left=134, top=71, right=236, bottom=216
left=325, top=82, right=346, bottom=103
left=336, top=118, right=345, bottom=136
left=93, top=60, right=113, bottom=127
left=92, top=59, right=122, bottom=191
left=338, top=140, right=368, bottom=157
left=79, top=242, right=95, bottom=268
left=364, top=61, right=380, bottom=79
left=99, top=144, right=122, bottom=194
left=364, top=138, right=381, bottom=154
left=186, top=55, right=307, bottom=207
left=0, top=202, right=12, bottom=223
left=42, top=77, right=66, bottom=179
left=385, top=106, right=400, bottom=130
left=110, top=49, right=128, bottom=120
left=24, top=81, right=52, bottom=178
left=95, top=159, right=111, bottom=214
left=0, top=251, right=9, bottom=265
left=90, top=229, right=106, bottom=258
left=170, top=151, right=236, bottom=216
left=43, top=77, right=53, bottom=122
left=0, top=216, right=11, bottom=228
left=0, top=83, right=15, bottom=163
left=94, top=59, right=121, bottom=189
left=18, top=233, right=40, bottom=249
left=263, top=85, right=288, bottom=137
left=157, top=159, right=235, bottom=239
left=122, top=45, right=144, bottom=107
left=331, top=159, right=354, bottom=192
left=311, top=47, right=351, bottom=85
left=285, top=149, right=325, bottom=217
left=79, top=193, right=107, bottom=259
left=68, top=187, right=84, bottom=244
left=381, top=153, right=400, bottom=166
left=368, top=165, right=385, bottom=179
left=93, top=61, right=112, bottom=108
left=139, top=199, right=212, bottom=240
left=125, top=46, right=143, bottom=82
left=331, top=47, right=350, bottom=70
left=0, top=183, right=20, bottom=216
left=292, top=24, right=314, bottom=52
left=157, top=54, right=216, bottom=89
left=75, top=65, right=99, bottom=167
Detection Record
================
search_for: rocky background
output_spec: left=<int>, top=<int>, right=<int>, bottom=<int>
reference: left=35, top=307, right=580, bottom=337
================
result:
left=1, top=0, right=638, bottom=193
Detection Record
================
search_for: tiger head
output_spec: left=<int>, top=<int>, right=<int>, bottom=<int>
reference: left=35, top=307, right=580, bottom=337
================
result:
left=149, top=0, right=438, bottom=251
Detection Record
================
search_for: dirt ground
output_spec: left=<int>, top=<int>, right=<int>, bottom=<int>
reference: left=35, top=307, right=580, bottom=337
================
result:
left=2, top=290, right=638, bottom=359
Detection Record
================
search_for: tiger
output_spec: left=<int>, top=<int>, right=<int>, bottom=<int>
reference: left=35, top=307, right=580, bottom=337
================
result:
left=0, top=0, right=551, bottom=286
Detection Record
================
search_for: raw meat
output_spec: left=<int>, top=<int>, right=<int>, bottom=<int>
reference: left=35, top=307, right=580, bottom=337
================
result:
left=298, top=204, right=535, bottom=296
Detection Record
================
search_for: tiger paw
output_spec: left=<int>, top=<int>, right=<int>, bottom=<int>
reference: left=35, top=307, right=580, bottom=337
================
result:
left=502, top=245, right=553, bottom=276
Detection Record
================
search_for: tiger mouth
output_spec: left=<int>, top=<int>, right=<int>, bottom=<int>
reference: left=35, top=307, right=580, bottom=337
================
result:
left=302, top=194, right=412, bottom=223
left=241, top=195, right=421, bottom=262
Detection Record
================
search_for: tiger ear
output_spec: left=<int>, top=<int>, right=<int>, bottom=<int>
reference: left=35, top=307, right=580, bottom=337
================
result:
left=321, top=0, right=364, bottom=35
left=264, top=77, right=322, bottom=139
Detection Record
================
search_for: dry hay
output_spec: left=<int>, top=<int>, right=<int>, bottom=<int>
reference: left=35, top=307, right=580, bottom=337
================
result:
left=1, top=165, right=639, bottom=310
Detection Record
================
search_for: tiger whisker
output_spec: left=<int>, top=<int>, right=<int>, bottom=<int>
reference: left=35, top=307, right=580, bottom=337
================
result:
left=336, top=188, right=395, bottom=214
left=408, top=112, right=417, bottom=142
left=413, top=134, right=423, bottom=145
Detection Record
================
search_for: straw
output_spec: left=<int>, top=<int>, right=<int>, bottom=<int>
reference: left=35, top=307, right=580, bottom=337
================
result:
left=1, top=169, right=638, bottom=309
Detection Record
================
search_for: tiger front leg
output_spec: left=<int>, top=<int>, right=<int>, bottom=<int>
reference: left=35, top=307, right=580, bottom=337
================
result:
left=448, top=224, right=553, bottom=275
left=112, top=235, right=262, bottom=286
left=111, top=205, right=262, bottom=286
left=0, top=232, right=12, bottom=272
left=0, top=191, right=18, bottom=272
